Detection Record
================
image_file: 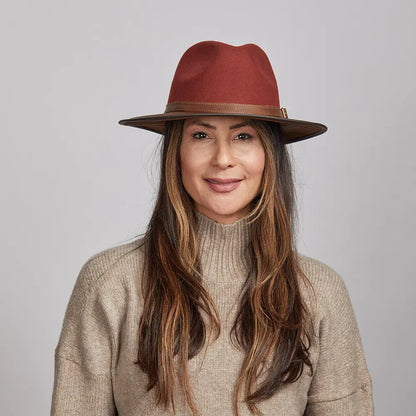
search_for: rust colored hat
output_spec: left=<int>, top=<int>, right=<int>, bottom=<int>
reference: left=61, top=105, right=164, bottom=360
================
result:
left=119, top=41, right=327, bottom=144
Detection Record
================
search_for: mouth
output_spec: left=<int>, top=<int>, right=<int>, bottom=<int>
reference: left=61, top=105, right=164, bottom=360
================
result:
left=204, top=178, right=243, bottom=193
left=205, top=178, right=242, bottom=184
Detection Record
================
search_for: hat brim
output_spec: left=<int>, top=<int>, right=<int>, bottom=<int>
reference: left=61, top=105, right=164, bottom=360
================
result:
left=118, top=112, right=327, bottom=144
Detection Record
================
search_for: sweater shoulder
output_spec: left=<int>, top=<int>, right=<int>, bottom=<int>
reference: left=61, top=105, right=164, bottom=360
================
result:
left=295, top=253, right=351, bottom=317
left=55, top=238, right=146, bottom=360
left=75, top=237, right=145, bottom=293
left=296, top=253, right=346, bottom=291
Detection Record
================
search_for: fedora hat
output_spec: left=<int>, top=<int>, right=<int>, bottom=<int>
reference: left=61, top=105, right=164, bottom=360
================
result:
left=119, top=41, right=327, bottom=144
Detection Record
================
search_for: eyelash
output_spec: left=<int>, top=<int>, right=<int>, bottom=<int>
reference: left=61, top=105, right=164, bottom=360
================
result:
left=192, top=132, right=209, bottom=140
left=236, top=133, right=253, bottom=141
left=191, top=132, right=253, bottom=141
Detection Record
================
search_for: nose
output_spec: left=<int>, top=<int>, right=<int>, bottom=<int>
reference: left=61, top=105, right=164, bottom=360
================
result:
left=211, top=140, right=235, bottom=168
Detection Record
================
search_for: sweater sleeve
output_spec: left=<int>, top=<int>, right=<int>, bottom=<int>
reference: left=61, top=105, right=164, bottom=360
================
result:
left=304, top=268, right=374, bottom=416
left=50, top=254, right=117, bottom=416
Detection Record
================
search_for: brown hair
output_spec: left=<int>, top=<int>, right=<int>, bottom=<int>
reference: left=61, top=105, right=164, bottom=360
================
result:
left=134, top=119, right=315, bottom=416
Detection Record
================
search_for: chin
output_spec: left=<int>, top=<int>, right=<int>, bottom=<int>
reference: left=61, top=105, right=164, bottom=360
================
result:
left=205, top=206, right=248, bottom=220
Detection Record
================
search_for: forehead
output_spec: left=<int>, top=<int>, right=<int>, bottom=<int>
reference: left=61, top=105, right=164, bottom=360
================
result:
left=183, top=115, right=254, bottom=129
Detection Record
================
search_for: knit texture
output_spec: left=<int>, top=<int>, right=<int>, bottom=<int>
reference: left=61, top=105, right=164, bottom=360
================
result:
left=50, top=211, right=374, bottom=415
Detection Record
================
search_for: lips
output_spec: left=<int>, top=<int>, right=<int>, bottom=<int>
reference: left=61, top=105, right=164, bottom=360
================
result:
left=205, top=178, right=241, bottom=184
left=205, top=178, right=242, bottom=193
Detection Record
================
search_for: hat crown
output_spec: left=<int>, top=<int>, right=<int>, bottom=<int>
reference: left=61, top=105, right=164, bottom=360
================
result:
left=168, top=41, right=280, bottom=108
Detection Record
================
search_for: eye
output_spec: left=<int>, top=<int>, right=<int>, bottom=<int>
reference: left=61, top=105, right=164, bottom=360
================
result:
left=192, top=131, right=209, bottom=140
left=235, top=133, right=253, bottom=141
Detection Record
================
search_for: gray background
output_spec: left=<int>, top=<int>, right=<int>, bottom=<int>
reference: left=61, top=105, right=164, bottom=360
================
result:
left=1, top=0, right=415, bottom=414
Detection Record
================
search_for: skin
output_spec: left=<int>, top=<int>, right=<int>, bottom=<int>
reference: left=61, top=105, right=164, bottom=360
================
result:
left=180, top=116, right=265, bottom=224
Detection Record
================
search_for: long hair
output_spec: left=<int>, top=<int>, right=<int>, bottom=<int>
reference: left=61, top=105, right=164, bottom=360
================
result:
left=135, top=118, right=315, bottom=416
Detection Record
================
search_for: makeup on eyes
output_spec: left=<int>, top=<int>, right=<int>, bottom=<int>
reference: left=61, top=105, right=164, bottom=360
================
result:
left=188, top=130, right=256, bottom=142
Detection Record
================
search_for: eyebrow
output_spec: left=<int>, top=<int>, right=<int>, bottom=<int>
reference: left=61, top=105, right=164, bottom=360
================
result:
left=185, top=119, right=252, bottom=130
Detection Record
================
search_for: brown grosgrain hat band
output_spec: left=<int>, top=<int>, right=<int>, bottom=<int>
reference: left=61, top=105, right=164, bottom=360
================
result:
left=118, top=41, right=328, bottom=144
left=165, top=102, right=287, bottom=117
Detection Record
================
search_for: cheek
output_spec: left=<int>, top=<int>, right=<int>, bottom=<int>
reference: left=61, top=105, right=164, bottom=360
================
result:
left=180, top=147, right=201, bottom=187
left=247, top=148, right=266, bottom=179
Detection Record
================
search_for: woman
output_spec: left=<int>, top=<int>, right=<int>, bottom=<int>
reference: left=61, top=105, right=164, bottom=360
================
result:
left=50, top=41, right=374, bottom=416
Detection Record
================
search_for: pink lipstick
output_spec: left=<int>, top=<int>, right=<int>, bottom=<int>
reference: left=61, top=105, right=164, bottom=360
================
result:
left=205, top=178, right=242, bottom=193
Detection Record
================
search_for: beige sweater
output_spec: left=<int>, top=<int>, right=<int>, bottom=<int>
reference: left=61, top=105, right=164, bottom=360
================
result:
left=50, top=211, right=374, bottom=415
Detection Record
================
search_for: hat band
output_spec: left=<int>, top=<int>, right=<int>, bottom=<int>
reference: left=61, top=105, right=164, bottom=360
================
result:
left=165, top=102, right=288, bottom=119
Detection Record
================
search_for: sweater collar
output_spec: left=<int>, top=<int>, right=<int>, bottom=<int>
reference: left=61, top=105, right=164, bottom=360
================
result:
left=195, top=211, right=252, bottom=283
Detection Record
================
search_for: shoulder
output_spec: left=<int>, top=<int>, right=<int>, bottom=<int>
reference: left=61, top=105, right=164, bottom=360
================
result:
left=297, top=253, right=344, bottom=289
left=73, top=237, right=146, bottom=294
left=296, top=253, right=352, bottom=317
left=56, top=238, right=146, bottom=364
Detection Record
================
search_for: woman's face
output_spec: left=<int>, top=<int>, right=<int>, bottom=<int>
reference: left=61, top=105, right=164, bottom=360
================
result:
left=180, top=116, right=265, bottom=224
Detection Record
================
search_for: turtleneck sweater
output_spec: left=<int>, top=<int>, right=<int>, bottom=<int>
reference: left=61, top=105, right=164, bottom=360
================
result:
left=50, top=212, right=374, bottom=415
